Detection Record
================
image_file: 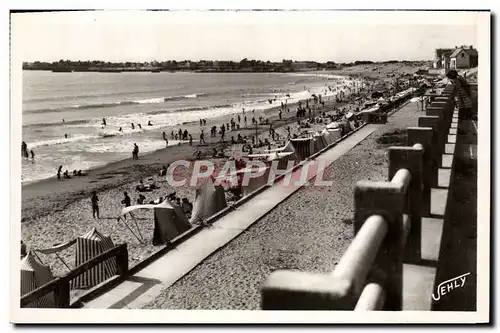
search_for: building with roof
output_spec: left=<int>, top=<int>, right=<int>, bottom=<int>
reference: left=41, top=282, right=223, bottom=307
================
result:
left=433, top=48, right=454, bottom=69
left=450, top=45, right=478, bottom=69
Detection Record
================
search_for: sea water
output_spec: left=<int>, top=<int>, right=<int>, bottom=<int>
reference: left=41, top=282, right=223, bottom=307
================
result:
left=21, top=70, right=354, bottom=183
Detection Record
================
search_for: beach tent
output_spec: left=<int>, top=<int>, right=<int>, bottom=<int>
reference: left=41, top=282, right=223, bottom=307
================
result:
left=217, top=164, right=271, bottom=197
left=290, top=137, right=315, bottom=160
left=21, top=251, right=55, bottom=308
left=190, top=177, right=228, bottom=224
left=321, top=129, right=337, bottom=146
left=266, top=151, right=297, bottom=170
left=327, top=128, right=342, bottom=142
left=263, top=141, right=295, bottom=154
left=71, top=228, right=118, bottom=289
left=313, top=133, right=327, bottom=153
left=120, top=201, right=192, bottom=246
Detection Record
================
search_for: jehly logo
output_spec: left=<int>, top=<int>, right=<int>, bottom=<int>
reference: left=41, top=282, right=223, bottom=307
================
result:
left=432, top=272, right=471, bottom=301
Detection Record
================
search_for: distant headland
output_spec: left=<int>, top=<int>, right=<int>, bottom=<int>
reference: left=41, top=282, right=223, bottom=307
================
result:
left=22, top=59, right=426, bottom=73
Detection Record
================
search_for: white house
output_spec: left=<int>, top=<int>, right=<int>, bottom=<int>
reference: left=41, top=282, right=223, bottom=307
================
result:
left=450, top=46, right=478, bottom=69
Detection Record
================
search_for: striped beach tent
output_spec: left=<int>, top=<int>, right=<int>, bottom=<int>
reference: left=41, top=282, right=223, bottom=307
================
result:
left=313, top=133, right=327, bottom=152
left=71, top=228, right=117, bottom=289
left=267, top=151, right=296, bottom=170
left=21, top=251, right=55, bottom=308
left=290, top=137, right=315, bottom=160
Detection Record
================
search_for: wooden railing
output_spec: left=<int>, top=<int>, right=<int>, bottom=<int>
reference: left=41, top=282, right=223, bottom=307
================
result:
left=21, top=243, right=128, bottom=308
left=260, top=84, right=457, bottom=310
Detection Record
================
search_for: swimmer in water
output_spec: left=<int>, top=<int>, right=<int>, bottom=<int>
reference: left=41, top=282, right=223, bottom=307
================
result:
left=65, top=133, right=68, bottom=139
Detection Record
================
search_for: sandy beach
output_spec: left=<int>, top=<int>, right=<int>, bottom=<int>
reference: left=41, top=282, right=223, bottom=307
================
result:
left=20, top=64, right=423, bottom=291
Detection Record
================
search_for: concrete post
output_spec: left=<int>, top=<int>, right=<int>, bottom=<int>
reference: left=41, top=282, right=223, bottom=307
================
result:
left=261, top=270, right=356, bottom=310
left=354, top=180, right=407, bottom=310
left=407, top=127, right=434, bottom=216
left=388, top=145, right=424, bottom=263
left=418, top=115, right=440, bottom=183
left=425, top=105, right=447, bottom=161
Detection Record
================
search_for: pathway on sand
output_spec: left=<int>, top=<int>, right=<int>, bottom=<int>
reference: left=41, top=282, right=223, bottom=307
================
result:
left=142, top=101, right=424, bottom=310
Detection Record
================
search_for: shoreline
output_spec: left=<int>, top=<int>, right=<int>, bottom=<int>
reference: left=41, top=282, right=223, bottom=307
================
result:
left=21, top=83, right=358, bottom=223
left=22, top=71, right=350, bottom=185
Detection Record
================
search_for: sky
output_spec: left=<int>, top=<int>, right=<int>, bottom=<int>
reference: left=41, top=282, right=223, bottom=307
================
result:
left=11, top=10, right=482, bottom=63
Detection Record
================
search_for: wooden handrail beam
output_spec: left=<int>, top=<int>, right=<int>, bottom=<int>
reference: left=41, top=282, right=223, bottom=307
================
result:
left=334, top=215, right=388, bottom=295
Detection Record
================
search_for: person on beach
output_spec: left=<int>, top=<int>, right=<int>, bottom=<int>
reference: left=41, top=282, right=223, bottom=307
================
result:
left=244, top=116, right=247, bottom=125
left=131, top=123, right=135, bottom=130
left=21, top=141, right=28, bottom=158
left=200, top=119, right=203, bottom=126
left=132, top=143, right=139, bottom=160
left=200, top=131, right=206, bottom=144
left=30, top=150, right=35, bottom=160
left=181, top=198, right=193, bottom=219
left=148, top=121, right=153, bottom=126
left=57, top=165, right=63, bottom=180
left=189, top=134, right=193, bottom=146
left=102, top=118, right=107, bottom=126
left=178, top=129, right=183, bottom=139
left=203, top=119, right=207, bottom=126
left=121, top=191, right=132, bottom=220
left=238, top=115, right=241, bottom=123
left=137, top=194, right=147, bottom=205
left=122, top=191, right=131, bottom=207
left=171, top=131, right=174, bottom=139
left=163, top=132, right=169, bottom=147
left=138, top=124, right=142, bottom=129
left=91, top=191, right=100, bottom=219
left=63, top=170, right=71, bottom=179
left=119, top=127, right=123, bottom=132
left=65, top=133, right=68, bottom=139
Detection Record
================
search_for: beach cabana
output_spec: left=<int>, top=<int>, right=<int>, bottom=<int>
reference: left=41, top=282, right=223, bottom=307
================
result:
left=326, top=128, right=342, bottom=142
left=266, top=151, right=297, bottom=170
left=290, top=137, right=315, bottom=160
left=71, top=228, right=117, bottom=289
left=216, top=165, right=271, bottom=197
left=313, top=133, right=327, bottom=152
left=321, top=129, right=336, bottom=146
left=21, top=252, right=55, bottom=308
left=190, top=177, right=228, bottom=224
left=120, top=201, right=192, bottom=246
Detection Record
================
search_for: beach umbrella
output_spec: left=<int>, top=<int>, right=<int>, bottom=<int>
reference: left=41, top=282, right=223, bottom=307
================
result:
left=21, top=251, right=55, bottom=308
